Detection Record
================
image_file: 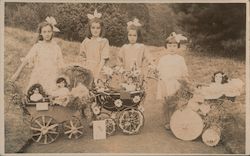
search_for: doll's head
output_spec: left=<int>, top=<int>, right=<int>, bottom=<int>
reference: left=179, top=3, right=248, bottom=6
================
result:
left=27, top=83, right=46, bottom=100
left=86, top=10, right=105, bottom=38
left=56, top=77, right=68, bottom=88
left=126, top=18, right=143, bottom=44
left=211, top=71, right=228, bottom=84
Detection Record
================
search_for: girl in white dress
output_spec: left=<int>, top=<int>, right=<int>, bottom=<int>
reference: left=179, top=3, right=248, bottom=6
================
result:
left=79, top=9, right=110, bottom=79
left=118, top=18, right=154, bottom=72
left=156, top=33, right=189, bottom=130
left=11, top=17, right=65, bottom=95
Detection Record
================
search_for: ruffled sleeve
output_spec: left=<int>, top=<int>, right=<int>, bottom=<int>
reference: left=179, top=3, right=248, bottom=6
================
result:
left=56, top=44, right=65, bottom=69
left=79, top=38, right=87, bottom=59
left=142, top=45, right=153, bottom=65
left=118, top=45, right=125, bottom=67
left=22, top=44, right=38, bottom=67
left=100, top=38, right=110, bottom=60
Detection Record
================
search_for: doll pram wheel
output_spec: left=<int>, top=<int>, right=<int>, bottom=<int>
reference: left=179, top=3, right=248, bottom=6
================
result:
left=118, top=108, right=144, bottom=135
left=63, top=116, right=84, bottom=139
left=30, top=115, right=59, bottom=144
left=95, top=112, right=116, bottom=136
left=170, top=108, right=204, bottom=141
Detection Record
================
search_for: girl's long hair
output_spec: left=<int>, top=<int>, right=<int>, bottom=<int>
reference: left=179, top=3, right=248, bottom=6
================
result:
left=36, top=22, right=54, bottom=43
left=85, top=18, right=105, bottom=39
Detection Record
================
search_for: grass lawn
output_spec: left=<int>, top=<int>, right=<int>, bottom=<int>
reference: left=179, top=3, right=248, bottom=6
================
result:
left=4, top=27, right=246, bottom=153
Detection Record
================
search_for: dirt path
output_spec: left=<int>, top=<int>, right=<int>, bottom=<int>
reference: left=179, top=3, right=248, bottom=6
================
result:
left=24, top=79, right=229, bottom=154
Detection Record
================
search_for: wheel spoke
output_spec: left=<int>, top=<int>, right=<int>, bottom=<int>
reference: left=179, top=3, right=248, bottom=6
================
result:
left=36, top=133, right=43, bottom=142
left=32, top=133, right=41, bottom=137
left=35, top=120, right=43, bottom=128
left=30, top=126, right=41, bottom=131
left=76, top=126, right=84, bottom=130
left=70, top=120, right=74, bottom=127
left=76, top=130, right=83, bottom=134
left=48, top=130, right=59, bottom=134
left=69, top=132, right=73, bottom=139
left=65, top=129, right=73, bottom=134
left=48, top=133, right=54, bottom=141
left=42, top=116, right=45, bottom=126
left=44, top=134, right=48, bottom=144
left=47, top=123, right=59, bottom=130
left=46, top=118, right=52, bottom=127
left=64, top=124, right=72, bottom=129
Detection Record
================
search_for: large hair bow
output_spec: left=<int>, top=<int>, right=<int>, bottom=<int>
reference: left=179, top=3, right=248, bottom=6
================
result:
left=87, top=9, right=102, bottom=20
left=45, top=16, right=60, bottom=32
left=127, top=18, right=142, bottom=27
left=170, top=32, right=187, bottom=43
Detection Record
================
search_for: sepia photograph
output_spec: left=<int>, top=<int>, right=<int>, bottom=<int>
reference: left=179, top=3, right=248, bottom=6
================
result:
left=1, top=0, right=248, bottom=155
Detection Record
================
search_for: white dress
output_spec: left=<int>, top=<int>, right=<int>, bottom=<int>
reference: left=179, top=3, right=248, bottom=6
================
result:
left=23, top=40, right=65, bottom=95
left=156, top=53, right=188, bottom=100
left=80, top=37, right=110, bottom=77
left=118, top=43, right=152, bottom=71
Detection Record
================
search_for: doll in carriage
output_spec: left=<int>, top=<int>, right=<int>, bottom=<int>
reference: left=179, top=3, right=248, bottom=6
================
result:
left=90, top=64, right=146, bottom=136
left=7, top=65, right=95, bottom=144
left=169, top=71, right=244, bottom=146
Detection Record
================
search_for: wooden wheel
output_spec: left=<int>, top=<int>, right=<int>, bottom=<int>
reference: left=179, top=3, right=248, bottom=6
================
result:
left=118, top=108, right=144, bottom=135
left=30, top=115, right=59, bottom=144
left=96, top=112, right=116, bottom=136
left=170, top=108, right=204, bottom=141
left=63, top=117, right=84, bottom=139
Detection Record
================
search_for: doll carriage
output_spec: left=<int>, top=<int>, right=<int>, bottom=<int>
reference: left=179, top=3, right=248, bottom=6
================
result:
left=92, top=89, right=145, bottom=136
left=90, top=67, right=146, bottom=136
left=169, top=81, right=243, bottom=146
left=6, top=65, right=94, bottom=144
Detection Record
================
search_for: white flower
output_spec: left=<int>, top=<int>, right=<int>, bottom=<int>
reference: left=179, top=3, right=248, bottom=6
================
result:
left=187, top=99, right=200, bottom=112
left=114, top=99, right=123, bottom=107
left=132, top=70, right=141, bottom=77
left=110, top=112, right=117, bottom=119
left=138, top=105, right=144, bottom=112
left=92, top=106, right=101, bottom=115
left=133, top=96, right=141, bottom=103
left=119, top=67, right=125, bottom=74
left=103, top=66, right=113, bottom=76
left=199, top=104, right=211, bottom=115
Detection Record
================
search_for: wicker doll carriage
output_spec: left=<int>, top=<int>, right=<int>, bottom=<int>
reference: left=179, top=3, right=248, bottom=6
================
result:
left=6, top=65, right=94, bottom=144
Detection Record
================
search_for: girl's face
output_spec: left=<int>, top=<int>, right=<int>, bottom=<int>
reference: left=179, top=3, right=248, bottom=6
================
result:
left=166, top=43, right=178, bottom=52
left=214, top=73, right=223, bottom=84
left=128, top=30, right=138, bottom=44
left=90, top=22, right=101, bottom=38
left=41, top=25, right=53, bottom=41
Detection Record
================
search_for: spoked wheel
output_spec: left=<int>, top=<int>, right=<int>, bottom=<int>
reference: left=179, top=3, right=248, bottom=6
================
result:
left=118, top=108, right=144, bottom=135
left=63, top=117, right=84, bottom=139
left=30, top=115, right=59, bottom=144
left=96, top=112, right=116, bottom=136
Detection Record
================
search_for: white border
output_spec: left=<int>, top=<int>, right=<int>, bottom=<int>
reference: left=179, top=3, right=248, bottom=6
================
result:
left=0, top=0, right=249, bottom=155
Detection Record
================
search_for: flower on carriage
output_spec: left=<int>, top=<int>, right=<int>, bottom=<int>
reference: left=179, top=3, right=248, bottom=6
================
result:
left=133, top=96, right=141, bottom=103
left=92, top=106, right=101, bottom=115
left=110, top=112, right=117, bottom=119
left=138, top=105, right=144, bottom=113
left=103, top=66, right=113, bottom=76
left=187, top=99, right=200, bottom=112
left=131, top=70, right=141, bottom=78
left=199, top=104, right=211, bottom=115
left=114, top=99, right=123, bottom=107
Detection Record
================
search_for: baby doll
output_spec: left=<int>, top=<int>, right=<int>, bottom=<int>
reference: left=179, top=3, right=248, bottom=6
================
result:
left=51, top=77, right=70, bottom=106
left=28, top=83, right=46, bottom=102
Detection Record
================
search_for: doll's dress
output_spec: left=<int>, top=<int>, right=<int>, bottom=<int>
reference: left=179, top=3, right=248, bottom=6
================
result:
left=51, top=87, right=70, bottom=106
left=30, top=93, right=43, bottom=102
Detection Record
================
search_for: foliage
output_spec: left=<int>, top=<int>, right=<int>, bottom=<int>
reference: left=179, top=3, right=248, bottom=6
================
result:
left=170, top=3, right=246, bottom=57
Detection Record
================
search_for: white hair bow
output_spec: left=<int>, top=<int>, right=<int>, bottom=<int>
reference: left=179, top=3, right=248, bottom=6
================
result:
left=45, top=16, right=60, bottom=32
left=87, top=9, right=102, bottom=20
left=127, top=18, right=142, bottom=27
left=170, top=32, right=187, bottom=43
